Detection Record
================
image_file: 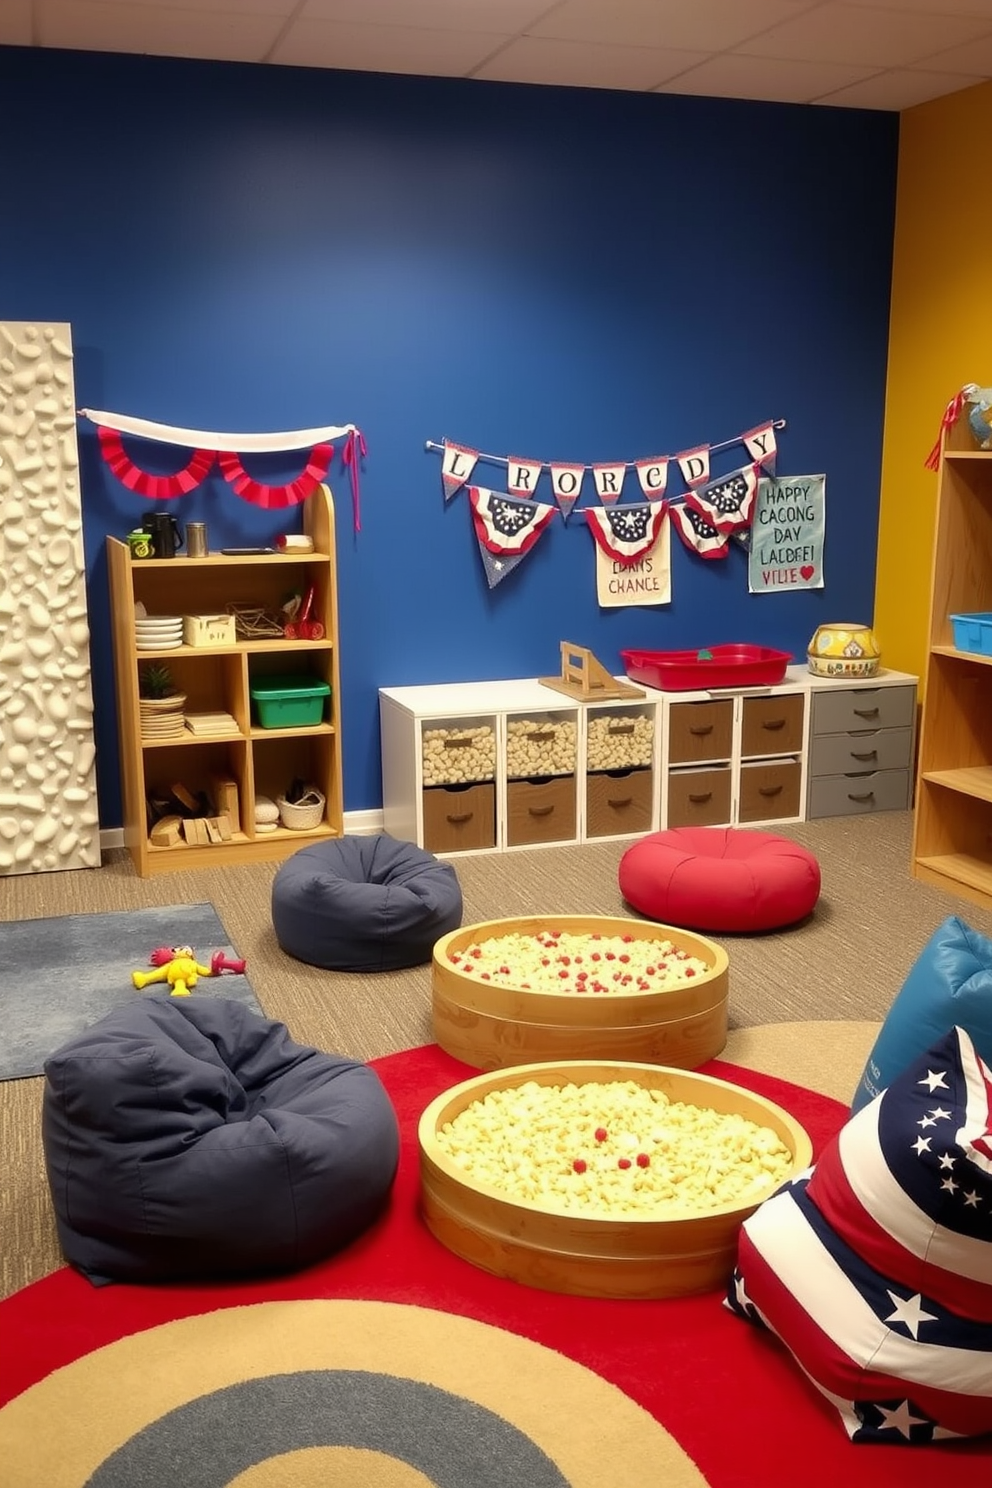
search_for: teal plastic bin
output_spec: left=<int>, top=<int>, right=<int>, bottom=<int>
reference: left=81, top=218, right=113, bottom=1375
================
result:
left=950, top=612, right=992, bottom=656
left=250, top=676, right=331, bottom=728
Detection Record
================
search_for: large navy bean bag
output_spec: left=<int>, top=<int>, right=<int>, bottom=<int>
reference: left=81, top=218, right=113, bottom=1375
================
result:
left=271, top=833, right=463, bottom=972
left=42, top=995, right=400, bottom=1286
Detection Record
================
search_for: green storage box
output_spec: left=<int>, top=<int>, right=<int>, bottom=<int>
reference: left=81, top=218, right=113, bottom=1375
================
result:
left=250, top=675, right=331, bottom=729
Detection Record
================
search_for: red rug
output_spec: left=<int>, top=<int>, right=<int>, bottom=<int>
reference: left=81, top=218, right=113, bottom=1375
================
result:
left=1, top=1044, right=988, bottom=1485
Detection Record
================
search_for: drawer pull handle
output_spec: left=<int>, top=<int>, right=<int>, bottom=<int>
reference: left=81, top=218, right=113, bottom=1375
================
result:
left=442, top=737, right=474, bottom=750
left=688, top=792, right=712, bottom=803
left=853, top=707, right=880, bottom=719
left=528, top=804, right=554, bottom=818
left=608, top=722, right=636, bottom=734
left=850, top=750, right=878, bottom=762
left=607, top=796, right=633, bottom=808
left=445, top=812, right=473, bottom=825
left=689, top=725, right=713, bottom=736
left=526, top=729, right=556, bottom=742
left=761, top=719, right=786, bottom=731
left=759, top=785, right=783, bottom=798
left=848, top=791, right=875, bottom=803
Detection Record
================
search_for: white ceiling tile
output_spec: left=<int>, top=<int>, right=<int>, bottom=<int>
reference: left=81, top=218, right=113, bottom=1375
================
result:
left=38, top=1, right=287, bottom=59
left=658, top=51, right=878, bottom=104
left=270, top=18, right=510, bottom=73
left=20, top=0, right=992, bottom=109
left=528, top=0, right=826, bottom=51
left=848, top=0, right=992, bottom=14
left=39, top=0, right=298, bottom=16
left=908, top=32, right=992, bottom=71
left=737, top=1, right=992, bottom=65
left=473, top=36, right=711, bottom=90
left=814, top=64, right=988, bottom=106
left=0, top=0, right=32, bottom=45
left=300, top=0, right=551, bottom=29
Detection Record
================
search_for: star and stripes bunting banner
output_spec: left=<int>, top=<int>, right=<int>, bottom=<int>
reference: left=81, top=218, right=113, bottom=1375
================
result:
left=584, top=500, right=668, bottom=566
left=669, top=502, right=730, bottom=558
left=686, top=463, right=760, bottom=533
left=727, top=1026, right=992, bottom=1444
left=441, top=440, right=479, bottom=501
left=467, top=486, right=558, bottom=588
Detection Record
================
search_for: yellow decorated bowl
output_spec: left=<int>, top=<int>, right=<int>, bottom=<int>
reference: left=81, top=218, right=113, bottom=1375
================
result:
left=807, top=622, right=881, bottom=678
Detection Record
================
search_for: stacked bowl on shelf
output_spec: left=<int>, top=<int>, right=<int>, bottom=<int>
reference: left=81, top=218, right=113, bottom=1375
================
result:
left=135, top=614, right=184, bottom=651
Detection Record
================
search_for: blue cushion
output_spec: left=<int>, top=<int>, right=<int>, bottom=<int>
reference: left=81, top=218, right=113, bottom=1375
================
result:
left=271, top=833, right=463, bottom=972
left=851, top=915, right=992, bottom=1112
left=42, top=995, right=400, bottom=1285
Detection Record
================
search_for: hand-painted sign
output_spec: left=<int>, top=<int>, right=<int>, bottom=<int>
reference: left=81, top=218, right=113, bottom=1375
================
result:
left=747, top=475, right=825, bottom=594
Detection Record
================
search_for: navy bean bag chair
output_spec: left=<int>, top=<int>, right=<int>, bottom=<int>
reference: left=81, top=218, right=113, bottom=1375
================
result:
left=42, top=995, right=400, bottom=1286
left=271, top=832, right=463, bottom=972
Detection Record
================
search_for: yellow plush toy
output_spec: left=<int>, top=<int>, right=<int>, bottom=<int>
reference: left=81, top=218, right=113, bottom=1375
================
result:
left=132, top=945, right=212, bottom=998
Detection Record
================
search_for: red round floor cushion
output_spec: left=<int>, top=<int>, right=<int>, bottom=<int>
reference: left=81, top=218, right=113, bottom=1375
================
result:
left=618, top=827, right=820, bottom=933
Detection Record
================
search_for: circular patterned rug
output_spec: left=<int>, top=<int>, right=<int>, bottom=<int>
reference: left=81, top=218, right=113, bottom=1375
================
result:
left=1, top=1037, right=988, bottom=1487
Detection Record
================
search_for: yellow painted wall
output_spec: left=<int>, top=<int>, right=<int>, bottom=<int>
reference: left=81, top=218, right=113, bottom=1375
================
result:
left=876, top=81, right=992, bottom=687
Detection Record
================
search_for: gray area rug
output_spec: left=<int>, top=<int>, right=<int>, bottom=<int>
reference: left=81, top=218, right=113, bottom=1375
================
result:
left=0, top=902, right=261, bottom=1080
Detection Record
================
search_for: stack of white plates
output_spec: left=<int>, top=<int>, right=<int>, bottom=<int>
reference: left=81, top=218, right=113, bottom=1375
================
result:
left=135, top=615, right=184, bottom=651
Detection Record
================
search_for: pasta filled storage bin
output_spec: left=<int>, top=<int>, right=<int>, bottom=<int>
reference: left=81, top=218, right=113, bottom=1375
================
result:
left=250, top=676, right=331, bottom=729
left=421, top=718, right=496, bottom=787
left=505, top=712, right=578, bottom=779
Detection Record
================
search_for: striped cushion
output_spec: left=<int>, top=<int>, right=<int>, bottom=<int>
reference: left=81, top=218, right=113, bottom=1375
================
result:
left=727, top=1026, right=992, bottom=1443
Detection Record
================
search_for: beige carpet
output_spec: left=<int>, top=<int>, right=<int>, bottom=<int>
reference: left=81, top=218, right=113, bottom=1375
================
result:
left=1, top=808, right=980, bottom=1299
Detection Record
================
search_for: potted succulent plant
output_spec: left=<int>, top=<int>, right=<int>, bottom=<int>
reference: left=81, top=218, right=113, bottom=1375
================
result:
left=139, top=663, right=185, bottom=706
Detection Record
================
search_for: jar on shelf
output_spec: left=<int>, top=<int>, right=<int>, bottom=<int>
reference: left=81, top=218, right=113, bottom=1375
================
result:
left=807, top=623, right=881, bottom=678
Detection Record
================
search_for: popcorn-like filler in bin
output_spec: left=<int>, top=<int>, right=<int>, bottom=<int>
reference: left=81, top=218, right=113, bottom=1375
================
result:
left=586, top=712, right=654, bottom=771
left=505, top=717, right=577, bottom=778
left=432, top=914, right=730, bottom=1072
left=419, top=1058, right=813, bottom=1299
left=435, top=1077, right=793, bottom=1214
left=422, top=725, right=496, bottom=786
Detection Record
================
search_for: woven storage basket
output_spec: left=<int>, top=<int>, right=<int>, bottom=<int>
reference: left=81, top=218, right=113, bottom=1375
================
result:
left=276, top=787, right=326, bottom=830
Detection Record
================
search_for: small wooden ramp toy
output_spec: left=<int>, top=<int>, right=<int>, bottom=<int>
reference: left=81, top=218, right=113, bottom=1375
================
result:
left=539, top=642, right=644, bottom=701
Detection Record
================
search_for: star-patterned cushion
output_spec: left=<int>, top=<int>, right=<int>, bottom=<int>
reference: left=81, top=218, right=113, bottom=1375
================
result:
left=726, top=1026, right=992, bottom=1444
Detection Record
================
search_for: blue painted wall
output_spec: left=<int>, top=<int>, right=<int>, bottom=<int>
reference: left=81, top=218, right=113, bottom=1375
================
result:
left=0, top=47, right=899, bottom=820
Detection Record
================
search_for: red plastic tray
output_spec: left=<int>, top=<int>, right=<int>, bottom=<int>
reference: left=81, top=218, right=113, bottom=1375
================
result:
left=620, top=644, right=792, bottom=691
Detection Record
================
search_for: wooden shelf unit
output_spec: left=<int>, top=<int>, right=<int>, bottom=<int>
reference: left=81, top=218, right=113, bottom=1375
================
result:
left=107, top=483, right=343, bottom=877
left=912, top=411, right=992, bottom=909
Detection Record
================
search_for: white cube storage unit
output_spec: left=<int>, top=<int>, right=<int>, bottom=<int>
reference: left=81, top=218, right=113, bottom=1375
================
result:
left=380, top=680, right=654, bottom=854
left=379, top=667, right=917, bottom=856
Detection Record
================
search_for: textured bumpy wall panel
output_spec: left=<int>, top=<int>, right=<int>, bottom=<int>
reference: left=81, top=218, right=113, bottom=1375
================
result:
left=0, top=322, right=100, bottom=873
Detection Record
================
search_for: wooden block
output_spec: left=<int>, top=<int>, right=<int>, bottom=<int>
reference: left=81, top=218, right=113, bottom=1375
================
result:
left=171, top=782, right=200, bottom=814
left=150, top=814, right=183, bottom=847
left=211, top=776, right=240, bottom=823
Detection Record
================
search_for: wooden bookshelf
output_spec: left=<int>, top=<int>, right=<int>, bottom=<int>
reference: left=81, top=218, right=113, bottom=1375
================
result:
left=107, top=484, right=344, bottom=876
left=912, top=410, right=992, bottom=909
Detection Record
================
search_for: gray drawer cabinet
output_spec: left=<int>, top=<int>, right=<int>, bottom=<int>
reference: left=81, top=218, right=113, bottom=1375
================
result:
left=806, top=682, right=917, bottom=819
